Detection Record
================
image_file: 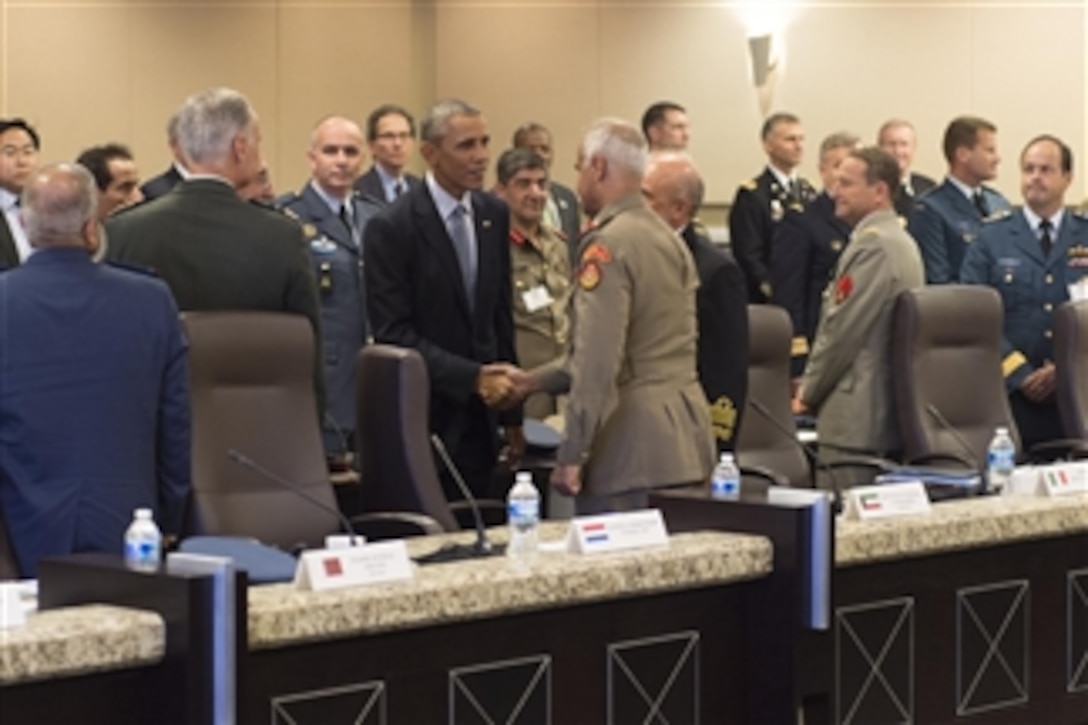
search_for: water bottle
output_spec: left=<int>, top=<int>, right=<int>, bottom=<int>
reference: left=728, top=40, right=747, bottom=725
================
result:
left=124, top=508, right=162, bottom=571
left=986, top=427, right=1016, bottom=495
left=507, top=471, right=540, bottom=568
left=710, top=452, right=741, bottom=500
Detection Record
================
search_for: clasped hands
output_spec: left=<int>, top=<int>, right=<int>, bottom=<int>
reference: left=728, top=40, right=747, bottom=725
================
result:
left=1020, top=361, right=1055, bottom=403
left=476, top=362, right=537, bottom=409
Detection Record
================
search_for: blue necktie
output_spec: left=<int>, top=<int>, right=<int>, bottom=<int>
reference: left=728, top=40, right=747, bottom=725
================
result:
left=448, top=204, right=477, bottom=308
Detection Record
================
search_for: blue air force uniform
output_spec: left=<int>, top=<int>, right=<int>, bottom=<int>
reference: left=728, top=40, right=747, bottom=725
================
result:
left=960, top=207, right=1088, bottom=445
left=907, top=177, right=1009, bottom=283
left=770, top=191, right=851, bottom=376
left=280, top=183, right=381, bottom=456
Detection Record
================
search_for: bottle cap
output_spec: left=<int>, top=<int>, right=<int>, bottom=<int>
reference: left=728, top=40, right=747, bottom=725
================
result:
left=995, top=427, right=1009, bottom=436
left=719, top=452, right=734, bottom=463
left=134, top=508, right=152, bottom=519
left=515, top=471, right=533, bottom=484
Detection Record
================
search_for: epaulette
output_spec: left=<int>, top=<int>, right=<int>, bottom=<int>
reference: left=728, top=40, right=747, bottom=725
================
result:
left=740, top=178, right=758, bottom=191
left=1069, top=205, right=1088, bottom=220
left=105, top=261, right=159, bottom=278
left=982, top=208, right=1012, bottom=224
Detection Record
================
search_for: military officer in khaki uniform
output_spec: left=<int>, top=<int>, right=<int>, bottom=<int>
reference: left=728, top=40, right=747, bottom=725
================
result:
left=493, top=148, right=571, bottom=420
left=795, top=147, right=925, bottom=479
left=526, top=119, right=715, bottom=514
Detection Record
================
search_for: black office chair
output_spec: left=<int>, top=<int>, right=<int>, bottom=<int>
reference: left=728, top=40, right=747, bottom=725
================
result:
left=0, top=508, right=20, bottom=580
left=1055, top=300, right=1088, bottom=441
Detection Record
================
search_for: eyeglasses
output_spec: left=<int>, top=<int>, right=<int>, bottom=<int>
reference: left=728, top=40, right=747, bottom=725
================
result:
left=376, top=132, right=412, bottom=142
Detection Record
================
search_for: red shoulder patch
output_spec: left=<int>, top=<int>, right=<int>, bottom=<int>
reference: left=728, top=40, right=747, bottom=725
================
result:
left=581, top=242, right=613, bottom=265
left=834, top=274, right=854, bottom=303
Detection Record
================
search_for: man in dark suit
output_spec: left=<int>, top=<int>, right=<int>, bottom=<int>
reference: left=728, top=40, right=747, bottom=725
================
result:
left=0, top=118, right=41, bottom=270
left=512, top=122, right=582, bottom=260
left=279, top=115, right=382, bottom=459
left=643, top=152, right=748, bottom=453
left=364, top=99, right=522, bottom=500
left=878, top=119, right=936, bottom=218
left=139, top=111, right=188, bottom=201
left=729, top=112, right=816, bottom=302
left=353, top=104, right=421, bottom=205
left=0, top=163, right=190, bottom=577
left=771, top=132, right=857, bottom=376
left=907, top=115, right=1010, bottom=283
left=107, top=87, right=324, bottom=407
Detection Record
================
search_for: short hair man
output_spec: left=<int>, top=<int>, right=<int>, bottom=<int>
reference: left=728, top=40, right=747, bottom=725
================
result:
left=0, top=118, right=41, bottom=269
left=530, top=119, right=715, bottom=513
left=729, top=112, right=816, bottom=303
left=512, top=122, right=582, bottom=253
left=493, top=147, right=571, bottom=420
left=907, top=116, right=1010, bottom=283
left=76, top=143, right=144, bottom=222
left=877, top=119, right=936, bottom=217
left=962, top=135, right=1087, bottom=447
left=140, top=110, right=189, bottom=201
left=238, top=165, right=275, bottom=206
left=771, top=131, right=858, bottom=376
left=354, top=104, right=421, bottom=204
left=795, top=148, right=925, bottom=470
left=106, top=87, right=324, bottom=409
left=643, top=152, right=749, bottom=453
left=641, top=102, right=690, bottom=152
left=364, top=99, right=522, bottom=500
left=280, top=116, right=382, bottom=459
left=0, top=163, right=190, bottom=577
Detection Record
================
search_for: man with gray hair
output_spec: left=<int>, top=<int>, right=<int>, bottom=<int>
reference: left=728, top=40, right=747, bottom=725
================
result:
left=364, top=98, right=522, bottom=501
left=0, top=163, right=190, bottom=577
left=523, top=119, right=715, bottom=513
left=106, top=87, right=324, bottom=410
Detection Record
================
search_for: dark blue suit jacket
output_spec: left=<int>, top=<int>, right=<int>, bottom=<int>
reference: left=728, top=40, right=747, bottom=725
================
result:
left=0, top=249, right=190, bottom=576
left=907, top=178, right=1009, bottom=283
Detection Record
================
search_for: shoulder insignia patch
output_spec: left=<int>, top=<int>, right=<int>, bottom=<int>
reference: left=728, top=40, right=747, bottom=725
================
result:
left=834, top=274, right=854, bottom=304
left=578, top=260, right=602, bottom=290
left=741, top=178, right=758, bottom=191
left=581, top=242, right=613, bottom=265
left=302, top=223, right=318, bottom=238
left=983, top=208, right=1012, bottom=223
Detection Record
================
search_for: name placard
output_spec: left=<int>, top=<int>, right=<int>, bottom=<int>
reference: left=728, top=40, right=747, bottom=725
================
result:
left=1038, top=462, right=1088, bottom=497
left=847, top=481, right=931, bottom=521
left=294, top=540, right=413, bottom=592
left=0, top=582, right=27, bottom=629
left=567, top=509, right=669, bottom=555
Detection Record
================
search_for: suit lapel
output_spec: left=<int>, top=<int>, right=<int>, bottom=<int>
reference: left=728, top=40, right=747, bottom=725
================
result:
left=0, top=214, right=19, bottom=269
left=470, top=192, right=500, bottom=325
left=302, top=185, right=356, bottom=254
left=414, top=185, right=473, bottom=320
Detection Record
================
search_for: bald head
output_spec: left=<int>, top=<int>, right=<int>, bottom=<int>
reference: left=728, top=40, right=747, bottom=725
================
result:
left=21, top=163, right=99, bottom=251
left=308, top=115, right=365, bottom=197
left=641, top=152, right=704, bottom=230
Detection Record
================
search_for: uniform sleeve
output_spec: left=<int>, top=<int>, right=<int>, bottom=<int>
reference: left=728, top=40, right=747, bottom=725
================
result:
left=801, top=243, right=892, bottom=411
left=283, top=223, right=328, bottom=416
left=959, top=235, right=1034, bottom=393
left=156, top=291, right=192, bottom=536
left=699, top=260, right=749, bottom=452
left=557, top=244, right=630, bottom=465
left=907, top=199, right=952, bottom=284
left=769, top=210, right=812, bottom=374
left=728, top=187, right=770, bottom=301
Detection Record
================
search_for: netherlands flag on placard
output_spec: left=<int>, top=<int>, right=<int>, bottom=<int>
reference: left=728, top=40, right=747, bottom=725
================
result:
left=581, top=522, right=609, bottom=543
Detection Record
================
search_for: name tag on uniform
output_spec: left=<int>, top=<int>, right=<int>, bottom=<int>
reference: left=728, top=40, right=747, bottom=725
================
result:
left=521, top=284, right=553, bottom=313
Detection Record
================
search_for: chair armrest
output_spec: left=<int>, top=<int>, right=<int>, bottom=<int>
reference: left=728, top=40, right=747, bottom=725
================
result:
left=450, top=499, right=507, bottom=529
left=739, top=464, right=793, bottom=488
left=905, top=452, right=976, bottom=470
left=825, top=455, right=898, bottom=473
left=1027, top=439, right=1088, bottom=462
left=349, top=512, right=446, bottom=540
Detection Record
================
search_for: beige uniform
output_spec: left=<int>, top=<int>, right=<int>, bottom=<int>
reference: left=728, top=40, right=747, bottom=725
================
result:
left=801, top=208, right=925, bottom=457
left=510, top=224, right=571, bottom=419
left=537, top=195, right=715, bottom=502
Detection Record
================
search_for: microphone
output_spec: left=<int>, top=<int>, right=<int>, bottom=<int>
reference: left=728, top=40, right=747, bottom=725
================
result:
left=428, top=434, right=496, bottom=559
left=749, top=398, right=844, bottom=514
left=923, top=404, right=982, bottom=473
left=226, top=449, right=362, bottom=547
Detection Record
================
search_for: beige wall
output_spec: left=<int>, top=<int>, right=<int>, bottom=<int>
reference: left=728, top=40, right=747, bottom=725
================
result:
left=2, top=0, right=1085, bottom=204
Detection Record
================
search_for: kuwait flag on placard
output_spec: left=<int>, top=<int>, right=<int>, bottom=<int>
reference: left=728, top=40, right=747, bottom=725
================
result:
left=860, top=494, right=882, bottom=511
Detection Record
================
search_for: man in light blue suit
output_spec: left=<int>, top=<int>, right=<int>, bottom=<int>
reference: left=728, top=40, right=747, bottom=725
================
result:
left=0, top=163, right=190, bottom=577
left=908, top=116, right=1010, bottom=283
left=962, top=135, right=1088, bottom=447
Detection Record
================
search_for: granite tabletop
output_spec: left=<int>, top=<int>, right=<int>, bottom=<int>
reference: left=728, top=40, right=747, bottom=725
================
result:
left=837, top=492, right=1088, bottom=566
left=0, top=604, right=164, bottom=685
left=248, top=522, right=772, bottom=650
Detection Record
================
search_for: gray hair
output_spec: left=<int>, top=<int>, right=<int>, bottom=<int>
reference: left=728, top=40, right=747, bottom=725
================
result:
left=420, top=99, right=480, bottom=144
left=175, top=87, right=256, bottom=165
left=582, top=118, right=647, bottom=177
left=21, top=163, right=98, bottom=246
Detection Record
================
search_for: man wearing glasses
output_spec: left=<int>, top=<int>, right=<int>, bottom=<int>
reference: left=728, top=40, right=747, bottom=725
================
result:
left=354, top=104, right=421, bottom=205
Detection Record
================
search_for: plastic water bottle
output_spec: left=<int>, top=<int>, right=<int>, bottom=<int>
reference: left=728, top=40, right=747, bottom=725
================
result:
left=124, top=508, right=162, bottom=571
left=986, top=427, right=1016, bottom=495
left=507, top=471, right=540, bottom=568
left=710, top=452, right=741, bottom=500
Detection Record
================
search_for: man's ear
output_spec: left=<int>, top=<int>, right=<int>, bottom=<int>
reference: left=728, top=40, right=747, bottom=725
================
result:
left=82, top=219, right=101, bottom=255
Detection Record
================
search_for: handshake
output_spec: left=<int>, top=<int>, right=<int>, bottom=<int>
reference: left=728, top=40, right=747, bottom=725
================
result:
left=476, top=362, right=538, bottom=410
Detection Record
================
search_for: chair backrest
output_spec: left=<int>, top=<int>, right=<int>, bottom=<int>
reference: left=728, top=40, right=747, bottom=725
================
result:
left=1055, top=300, right=1088, bottom=439
left=356, top=345, right=459, bottom=531
left=0, top=508, right=19, bottom=580
left=735, top=304, right=811, bottom=486
left=182, top=312, right=339, bottom=549
left=892, top=286, right=1021, bottom=466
